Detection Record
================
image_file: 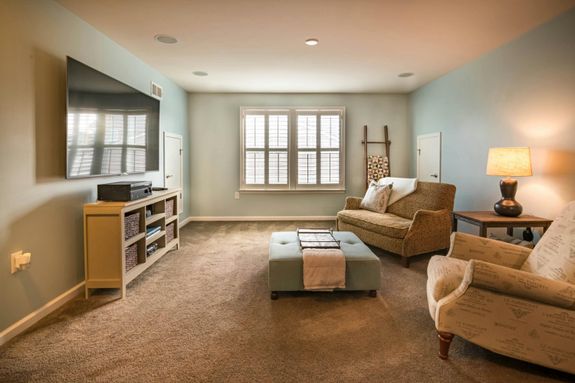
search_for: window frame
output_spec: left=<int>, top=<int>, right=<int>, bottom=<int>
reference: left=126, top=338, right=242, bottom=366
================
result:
left=240, top=106, right=346, bottom=192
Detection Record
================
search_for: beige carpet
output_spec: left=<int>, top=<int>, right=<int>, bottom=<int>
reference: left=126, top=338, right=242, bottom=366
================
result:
left=0, top=221, right=572, bottom=382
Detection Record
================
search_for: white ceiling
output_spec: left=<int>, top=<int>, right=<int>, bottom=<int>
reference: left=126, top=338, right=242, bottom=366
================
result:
left=57, top=0, right=575, bottom=93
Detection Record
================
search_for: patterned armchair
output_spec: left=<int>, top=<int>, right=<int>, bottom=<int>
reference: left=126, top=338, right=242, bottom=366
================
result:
left=426, top=202, right=575, bottom=374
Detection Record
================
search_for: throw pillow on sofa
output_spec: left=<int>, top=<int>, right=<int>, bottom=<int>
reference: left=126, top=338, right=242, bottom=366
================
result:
left=360, top=181, right=393, bottom=214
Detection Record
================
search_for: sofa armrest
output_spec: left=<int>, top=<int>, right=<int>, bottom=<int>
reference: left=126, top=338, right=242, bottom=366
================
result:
left=402, top=209, right=452, bottom=256
left=466, top=260, right=575, bottom=309
left=407, top=209, right=451, bottom=235
left=344, top=196, right=362, bottom=210
left=447, top=232, right=531, bottom=269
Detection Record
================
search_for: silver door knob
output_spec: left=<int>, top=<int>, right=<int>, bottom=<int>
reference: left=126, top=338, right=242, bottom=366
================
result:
left=430, top=174, right=438, bottom=178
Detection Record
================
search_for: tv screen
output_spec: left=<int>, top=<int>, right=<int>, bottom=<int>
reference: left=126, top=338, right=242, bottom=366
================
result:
left=66, top=57, right=160, bottom=178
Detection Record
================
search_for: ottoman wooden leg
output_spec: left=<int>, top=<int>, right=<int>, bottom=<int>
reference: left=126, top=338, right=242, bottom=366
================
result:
left=369, top=290, right=377, bottom=298
left=271, top=291, right=279, bottom=300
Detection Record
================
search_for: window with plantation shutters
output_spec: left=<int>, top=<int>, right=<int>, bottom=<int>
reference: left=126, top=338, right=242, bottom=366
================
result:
left=240, top=107, right=345, bottom=191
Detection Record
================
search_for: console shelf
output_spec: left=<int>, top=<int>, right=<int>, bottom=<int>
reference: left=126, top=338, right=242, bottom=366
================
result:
left=166, top=215, right=178, bottom=225
left=125, top=232, right=146, bottom=247
left=146, top=230, right=165, bottom=246
left=146, top=213, right=165, bottom=226
left=83, top=189, right=180, bottom=298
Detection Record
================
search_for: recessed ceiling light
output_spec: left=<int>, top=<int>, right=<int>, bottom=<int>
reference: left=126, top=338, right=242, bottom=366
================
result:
left=305, top=38, right=319, bottom=46
left=398, top=72, right=414, bottom=78
left=192, top=71, right=208, bottom=77
left=154, top=34, right=178, bottom=44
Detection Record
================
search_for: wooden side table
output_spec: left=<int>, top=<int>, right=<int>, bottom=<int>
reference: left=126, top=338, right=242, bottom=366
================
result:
left=452, top=211, right=552, bottom=238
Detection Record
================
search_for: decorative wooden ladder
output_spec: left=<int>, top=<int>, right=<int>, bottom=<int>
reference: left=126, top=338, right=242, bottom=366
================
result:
left=361, top=125, right=391, bottom=189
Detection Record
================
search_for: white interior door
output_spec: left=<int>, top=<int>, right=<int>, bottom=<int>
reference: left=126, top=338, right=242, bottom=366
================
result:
left=164, top=132, right=184, bottom=214
left=417, top=132, right=441, bottom=183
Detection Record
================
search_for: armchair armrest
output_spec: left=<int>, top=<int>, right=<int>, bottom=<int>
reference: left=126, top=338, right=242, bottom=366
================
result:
left=343, top=196, right=362, bottom=210
left=447, top=232, right=531, bottom=269
left=465, top=260, right=575, bottom=309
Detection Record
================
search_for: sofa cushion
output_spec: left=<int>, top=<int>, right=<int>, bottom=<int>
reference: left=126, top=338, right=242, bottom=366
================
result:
left=336, top=209, right=412, bottom=239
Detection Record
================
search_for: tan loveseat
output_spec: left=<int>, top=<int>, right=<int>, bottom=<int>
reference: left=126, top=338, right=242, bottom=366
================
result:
left=426, top=201, right=575, bottom=374
left=336, top=182, right=456, bottom=267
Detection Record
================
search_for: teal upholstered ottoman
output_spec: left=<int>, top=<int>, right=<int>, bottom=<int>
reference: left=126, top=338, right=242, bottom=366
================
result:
left=268, top=231, right=381, bottom=299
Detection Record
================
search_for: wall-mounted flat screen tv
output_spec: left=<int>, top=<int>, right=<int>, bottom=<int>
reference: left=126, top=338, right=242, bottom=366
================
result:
left=66, top=57, right=160, bottom=178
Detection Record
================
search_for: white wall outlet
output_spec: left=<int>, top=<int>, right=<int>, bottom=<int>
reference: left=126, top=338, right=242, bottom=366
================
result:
left=11, top=251, right=31, bottom=274
left=234, top=191, right=240, bottom=200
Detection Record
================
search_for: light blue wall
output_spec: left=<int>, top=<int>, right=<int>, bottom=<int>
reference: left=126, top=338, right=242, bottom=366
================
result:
left=0, top=0, right=189, bottom=331
left=409, top=8, right=575, bottom=222
left=189, top=93, right=409, bottom=217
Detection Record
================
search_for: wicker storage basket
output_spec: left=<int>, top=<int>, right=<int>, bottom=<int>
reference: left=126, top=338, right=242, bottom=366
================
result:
left=166, top=222, right=175, bottom=244
left=124, top=212, right=140, bottom=239
left=125, top=243, right=138, bottom=272
left=165, top=199, right=175, bottom=218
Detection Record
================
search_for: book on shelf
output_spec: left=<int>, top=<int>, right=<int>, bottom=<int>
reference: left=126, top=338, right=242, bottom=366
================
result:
left=146, top=226, right=161, bottom=237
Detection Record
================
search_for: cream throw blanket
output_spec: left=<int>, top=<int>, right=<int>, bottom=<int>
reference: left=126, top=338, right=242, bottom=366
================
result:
left=302, top=248, right=346, bottom=290
left=378, top=177, right=418, bottom=205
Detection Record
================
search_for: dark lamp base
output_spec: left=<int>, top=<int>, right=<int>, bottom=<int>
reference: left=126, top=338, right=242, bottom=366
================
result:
left=494, top=199, right=523, bottom=217
left=493, top=178, right=523, bottom=217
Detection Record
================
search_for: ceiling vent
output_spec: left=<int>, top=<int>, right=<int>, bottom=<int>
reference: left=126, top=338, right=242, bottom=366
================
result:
left=150, top=81, right=163, bottom=100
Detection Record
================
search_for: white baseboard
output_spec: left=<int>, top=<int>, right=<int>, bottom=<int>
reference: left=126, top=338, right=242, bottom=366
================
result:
left=179, top=216, right=192, bottom=228
left=188, top=216, right=337, bottom=222
left=0, top=282, right=85, bottom=346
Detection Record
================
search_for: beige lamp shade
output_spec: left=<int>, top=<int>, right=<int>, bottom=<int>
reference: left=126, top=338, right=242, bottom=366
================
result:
left=486, top=147, right=532, bottom=177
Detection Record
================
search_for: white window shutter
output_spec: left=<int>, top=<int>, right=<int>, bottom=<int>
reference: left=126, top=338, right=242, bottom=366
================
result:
left=269, top=151, right=288, bottom=184
left=245, top=151, right=265, bottom=184
left=245, top=115, right=265, bottom=148
left=320, top=151, right=339, bottom=184
left=268, top=115, right=288, bottom=149
left=298, top=152, right=317, bottom=184
left=320, top=115, right=339, bottom=148
left=244, top=114, right=266, bottom=185
left=297, top=115, right=316, bottom=149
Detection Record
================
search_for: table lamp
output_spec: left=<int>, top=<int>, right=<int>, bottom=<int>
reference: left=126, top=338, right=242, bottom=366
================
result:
left=486, top=147, right=532, bottom=217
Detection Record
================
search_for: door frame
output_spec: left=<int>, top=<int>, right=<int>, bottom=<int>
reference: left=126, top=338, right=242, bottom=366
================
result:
left=163, top=132, right=184, bottom=213
left=416, top=132, right=442, bottom=182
